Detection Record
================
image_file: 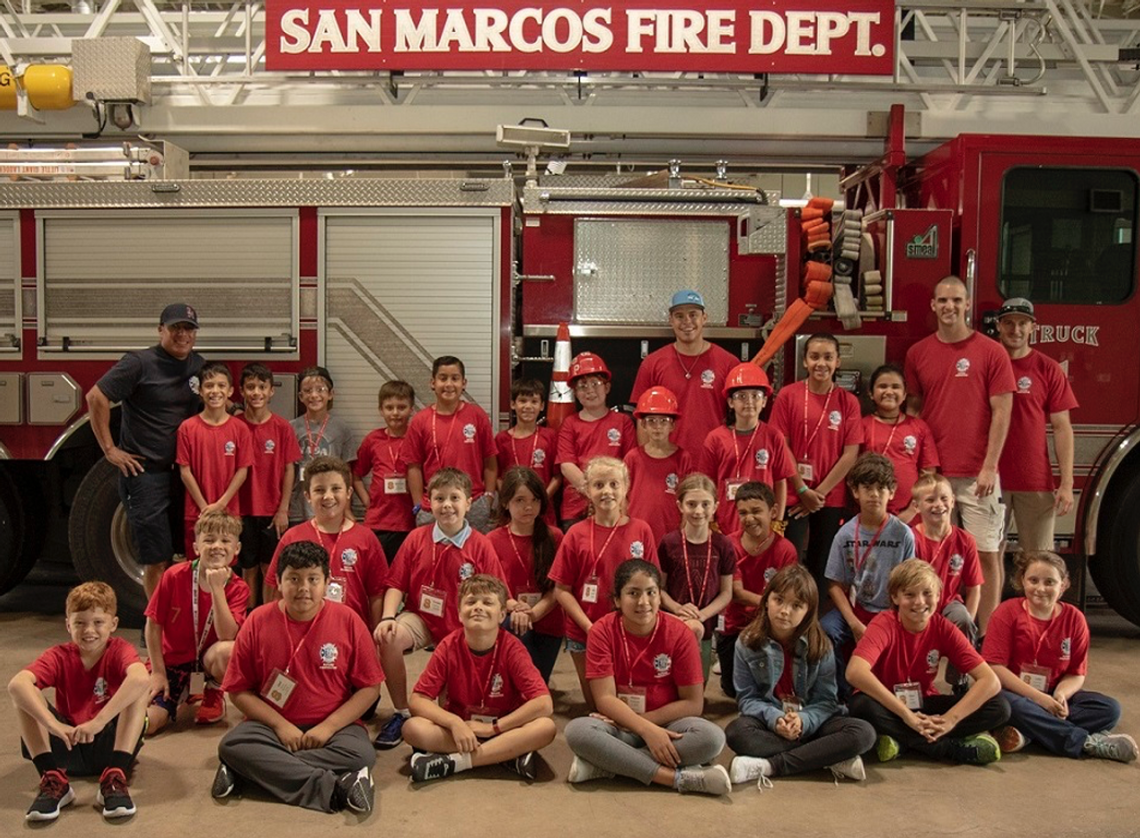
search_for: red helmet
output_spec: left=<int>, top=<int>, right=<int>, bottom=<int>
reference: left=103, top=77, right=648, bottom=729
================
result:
left=723, top=362, right=771, bottom=398
left=569, top=352, right=611, bottom=383
left=634, top=386, right=680, bottom=419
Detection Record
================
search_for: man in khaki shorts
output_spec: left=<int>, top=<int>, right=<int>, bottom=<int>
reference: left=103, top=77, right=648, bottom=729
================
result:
left=905, top=277, right=1016, bottom=633
left=995, top=298, right=1078, bottom=551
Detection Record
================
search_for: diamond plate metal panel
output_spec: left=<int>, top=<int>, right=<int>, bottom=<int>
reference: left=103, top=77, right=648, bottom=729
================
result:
left=72, top=37, right=151, bottom=104
left=574, top=219, right=728, bottom=325
left=0, top=179, right=513, bottom=209
left=523, top=184, right=771, bottom=217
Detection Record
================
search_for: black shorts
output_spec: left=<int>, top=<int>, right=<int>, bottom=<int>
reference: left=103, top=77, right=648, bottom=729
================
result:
left=21, top=705, right=143, bottom=777
left=240, top=516, right=280, bottom=569
left=373, top=530, right=410, bottom=564
left=118, top=469, right=184, bottom=566
left=148, top=661, right=199, bottom=720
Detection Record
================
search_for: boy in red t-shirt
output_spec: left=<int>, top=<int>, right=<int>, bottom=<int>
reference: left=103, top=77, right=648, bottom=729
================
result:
left=495, top=379, right=560, bottom=523
left=403, top=574, right=556, bottom=782
left=9, top=582, right=148, bottom=822
left=267, top=456, right=388, bottom=632
left=373, top=468, right=507, bottom=749
left=215, top=541, right=384, bottom=815
left=404, top=355, right=498, bottom=533
left=145, top=510, right=250, bottom=732
left=847, top=559, right=1010, bottom=765
left=176, top=361, right=254, bottom=557
left=353, top=379, right=417, bottom=564
left=625, top=386, right=694, bottom=543
left=237, top=362, right=302, bottom=605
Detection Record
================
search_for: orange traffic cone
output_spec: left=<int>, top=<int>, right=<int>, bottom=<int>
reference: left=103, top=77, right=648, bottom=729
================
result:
left=545, top=322, right=574, bottom=431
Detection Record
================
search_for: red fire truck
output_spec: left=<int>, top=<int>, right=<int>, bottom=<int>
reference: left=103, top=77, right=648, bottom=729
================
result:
left=1, top=122, right=1137, bottom=627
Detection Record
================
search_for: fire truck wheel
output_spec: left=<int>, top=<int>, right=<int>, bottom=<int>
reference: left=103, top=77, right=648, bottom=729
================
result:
left=0, top=469, right=34, bottom=595
left=68, top=459, right=148, bottom=616
left=1091, top=471, right=1140, bottom=628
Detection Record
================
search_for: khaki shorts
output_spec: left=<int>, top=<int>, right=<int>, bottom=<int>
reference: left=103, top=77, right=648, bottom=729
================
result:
left=948, top=474, right=1005, bottom=552
left=395, top=610, right=435, bottom=651
left=1004, top=491, right=1057, bottom=552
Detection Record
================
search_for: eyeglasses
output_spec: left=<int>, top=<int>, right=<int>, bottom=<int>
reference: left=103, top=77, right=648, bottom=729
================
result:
left=731, top=390, right=764, bottom=402
left=643, top=416, right=675, bottom=425
left=301, top=386, right=330, bottom=396
left=574, top=378, right=605, bottom=391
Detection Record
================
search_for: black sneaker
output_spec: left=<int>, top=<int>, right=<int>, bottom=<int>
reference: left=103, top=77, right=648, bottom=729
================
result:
left=373, top=713, right=406, bottom=750
left=505, top=751, right=539, bottom=781
left=211, top=761, right=240, bottom=799
left=26, top=770, right=74, bottom=822
left=334, top=766, right=374, bottom=814
left=410, top=752, right=456, bottom=783
left=97, top=768, right=136, bottom=819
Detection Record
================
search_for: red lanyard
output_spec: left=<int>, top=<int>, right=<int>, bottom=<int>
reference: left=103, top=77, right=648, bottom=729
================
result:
left=731, top=424, right=762, bottom=480
left=511, top=429, right=539, bottom=470
left=311, top=519, right=347, bottom=570
left=680, top=532, right=714, bottom=606
left=870, top=414, right=903, bottom=456
left=430, top=404, right=463, bottom=464
left=589, top=519, right=621, bottom=580
left=430, top=541, right=454, bottom=588
left=918, top=525, right=950, bottom=570
left=801, top=383, right=835, bottom=458
left=1022, top=601, right=1059, bottom=665
left=469, top=640, right=502, bottom=707
left=507, top=530, right=534, bottom=584
left=190, top=563, right=216, bottom=663
left=304, top=414, right=330, bottom=456
left=280, top=601, right=326, bottom=675
left=619, top=614, right=661, bottom=687
left=897, top=619, right=923, bottom=678
left=853, top=517, right=889, bottom=576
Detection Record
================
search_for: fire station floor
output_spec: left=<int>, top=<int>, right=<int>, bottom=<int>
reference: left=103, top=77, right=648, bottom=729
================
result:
left=1, top=571, right=1137, bottom=838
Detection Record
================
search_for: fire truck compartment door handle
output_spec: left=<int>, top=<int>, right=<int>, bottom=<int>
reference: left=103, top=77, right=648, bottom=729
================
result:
left=576, top=260, right=598, bottom=278
left=965, top=248, right=977, bottom=326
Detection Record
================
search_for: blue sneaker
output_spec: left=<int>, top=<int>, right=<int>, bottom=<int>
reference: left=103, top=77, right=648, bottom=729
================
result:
left=374, top=713, right=406, bottom=750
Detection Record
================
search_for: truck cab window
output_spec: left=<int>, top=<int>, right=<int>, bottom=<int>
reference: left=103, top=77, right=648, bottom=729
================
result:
left=999, top=167, right=1137, bottom=304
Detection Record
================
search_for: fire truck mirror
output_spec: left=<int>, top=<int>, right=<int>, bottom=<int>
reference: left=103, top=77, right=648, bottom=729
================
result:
left=980, top=310, right=1001, bottom=338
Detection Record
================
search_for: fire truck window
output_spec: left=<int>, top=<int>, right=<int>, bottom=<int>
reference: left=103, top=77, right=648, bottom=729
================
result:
left=999, top=168, right=1137, bottom=304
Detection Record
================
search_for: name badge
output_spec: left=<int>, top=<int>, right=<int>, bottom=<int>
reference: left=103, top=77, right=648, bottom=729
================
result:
left=469, top=709, right=498, bottom=725
left=781, top=695, right=803, bottom=715
left=297, top=464, right=306, bottom=482
left=519, top=591, right=541, bottom=608
left=716, top=613, right=726, bottom=633
left=1020, top=663, right=1051, bottom=692
left=420, top=585, right=446, bottom=617
left=725, top=480, right=745, bottom=501
left=190, top=671, right=206, bottom=695
left=797, top=461, right=814, bottom=482
left=618, top=686, right=647, bottom=715
left=581, top=576, right=600, bottom=604
left=384, top=475, right=408, bottom=495
left=894, top=681, right=922, bottom=710
left=262, top=667, right=297, bottom=709
left=327, top=576, right=347, bottom=604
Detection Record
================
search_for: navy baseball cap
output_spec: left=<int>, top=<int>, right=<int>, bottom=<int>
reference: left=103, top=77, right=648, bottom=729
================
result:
left=160, top=303, right=199, bottom=328
left=669, top=290, right=705, bottom=311
left=996, top=298, right=1035, bottom=321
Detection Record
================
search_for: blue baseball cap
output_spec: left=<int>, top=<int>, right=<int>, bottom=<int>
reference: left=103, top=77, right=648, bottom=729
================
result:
left=669, top=290, right=705, bottom=311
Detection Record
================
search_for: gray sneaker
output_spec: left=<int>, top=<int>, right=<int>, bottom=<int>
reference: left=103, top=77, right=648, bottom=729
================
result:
left=827, top=755, right=867, bottom=781
left=675, top=765, right=731, bottom=796
left=1083, top=732, right=1139, bottom=763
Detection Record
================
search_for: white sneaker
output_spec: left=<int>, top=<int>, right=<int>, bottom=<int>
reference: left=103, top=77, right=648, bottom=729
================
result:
left=676, top=765, right=731, bottom=796
left=729, top=755, right=772, bottom=784
left=827, top=755, right=866, bottom=781
left=711, top=659, right=722, bottom=676
left=567, top=756, right=614, bottom=784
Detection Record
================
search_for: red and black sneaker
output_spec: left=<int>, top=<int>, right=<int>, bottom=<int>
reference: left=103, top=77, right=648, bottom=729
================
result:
left=195, top=687, right=226, bottom=725
left=26, top=769, right=74, bottom=822
left=97, top=767, right=136, bottom=820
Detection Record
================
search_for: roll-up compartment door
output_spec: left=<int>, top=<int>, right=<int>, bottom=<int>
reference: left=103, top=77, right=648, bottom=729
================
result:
left=0, top=212, right=19, bottom=354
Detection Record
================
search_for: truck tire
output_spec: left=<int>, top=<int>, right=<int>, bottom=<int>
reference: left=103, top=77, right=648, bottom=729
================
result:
left=1091, top=471, right=1140, bottom=628
left=0, top=468, right=33, bottom=595
left=68, top=459, right=147, bottom=616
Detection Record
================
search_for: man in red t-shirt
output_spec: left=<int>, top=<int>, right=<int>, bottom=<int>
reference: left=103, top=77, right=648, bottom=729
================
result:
left=995, top=298, right=1079, bottom=552
left=905, top=276, right=1015, bottom=632
left=402, top=575, right=556, bottom=782
left=629, top=290, right=739, bottom=454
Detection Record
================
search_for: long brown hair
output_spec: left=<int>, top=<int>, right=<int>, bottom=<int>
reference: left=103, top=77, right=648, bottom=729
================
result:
left=739, top=565, right=830, bottom=664
left=495, top=466, right=556, bottom=592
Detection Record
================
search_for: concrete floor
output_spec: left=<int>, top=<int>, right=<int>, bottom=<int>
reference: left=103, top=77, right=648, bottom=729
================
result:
left=1, top=574, right=1138, bottom=837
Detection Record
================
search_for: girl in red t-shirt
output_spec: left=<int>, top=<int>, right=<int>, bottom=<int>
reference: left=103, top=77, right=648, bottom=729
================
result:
left=489, top=466, right=564, bottom=683
left=563, top=560, right=730, bottom=795
left=983, top=552, right=1136, bottom=762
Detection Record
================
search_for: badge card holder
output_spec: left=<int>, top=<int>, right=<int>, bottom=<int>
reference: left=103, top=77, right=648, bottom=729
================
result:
left=518, top=591, right=541, bottom=608
left=384, top=475, right=407, bottom=495
left=725, top=480, right=744, bottom=502
left=617, top=686, right=647, bottom=715
left=1019, top=663, right=1051, bottom=692
left=581, top=576, right=600, bottom=604
left=716, top=613, right=726, bottom=633
left=797, top=461, right=814, bottom=482
left=469, top=707, right=498, bottom=726
left=893, top=681, right=923, bottom=710
left=327, top=576, right=348, bottom=604
left=190, top=669, right=206, bottom=695
left=420, top=585, right=446, bottom=617
left=262, top=668, right=298, bottom=709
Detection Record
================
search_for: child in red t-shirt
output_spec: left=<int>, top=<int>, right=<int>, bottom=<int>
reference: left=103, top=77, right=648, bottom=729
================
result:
left=353, top=379, right=417, bottom=564
left=489, top=466, right=564, bottom=682
left=495, top=379, right=560, bottom=524
left=563, top=560, right=729, bottom=795
left=145, top=510, right=250, bottom=733
left=10, top=582, right=148, bottom=822
left=861, top=364, right=939, bottom=522
left=403, top=575, right=557, bottom=782
left=983, top=551, right=1137, bottom=762
left=847, top=559, right=1010, bottom=764
left=550, top=456, right=658, bottom=712
left=701, top=362, right=795, bottom=535
left=404, top=355, right=498, bottom=533
left=267, top=456, right=388, bottom=633
left=716, top=482, right=799, bottom=698
left=177, top=361, right=254, bottom=558
left=237, top=363, right=302, bottom=605
left=555, top=352, right=635, bottom=528
left=373, top=468, right=507, bottom=750
left=216, top=541, right=384, bottom=814
left=625, top=386, right=694, bottom=543
left=657, top=473, right=735, bottom=680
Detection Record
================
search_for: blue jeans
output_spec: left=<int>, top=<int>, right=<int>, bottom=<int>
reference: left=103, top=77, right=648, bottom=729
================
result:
left=1004, top=689, right=1121, bottom=758
left=821, top=609, right=856, bottom=699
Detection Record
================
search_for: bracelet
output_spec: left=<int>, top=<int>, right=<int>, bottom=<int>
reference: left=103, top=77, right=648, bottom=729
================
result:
left=492, top=721, right=502, bottom=736
left=796, top=484, right=809, bottom=495
left=412, top=503, right=422, bottom=515
left=379, top=616, right=396, bottom=623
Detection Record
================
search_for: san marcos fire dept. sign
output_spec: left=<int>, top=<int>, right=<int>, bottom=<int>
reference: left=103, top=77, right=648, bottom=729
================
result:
left=264, top=0, right=895, bottom=74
